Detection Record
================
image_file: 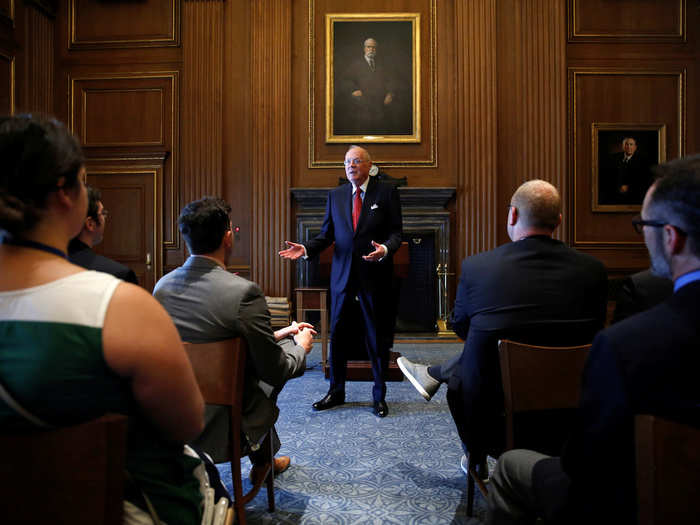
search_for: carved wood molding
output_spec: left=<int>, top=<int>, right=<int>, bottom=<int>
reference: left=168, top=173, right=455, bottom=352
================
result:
left=0, top=51, right=14, bottom=116
left=23, top=7, right=53, bottom=114
left=455, top=0, right=498, bottom=258
left=250, top=0, right=292, bottom=296
left=181, top=0, right=224, bottom=241
left=24, top=0, right=56, bottom=19
left=507, top=0, right=567, bottom=242
left=68, top=0, right=180, bottom=49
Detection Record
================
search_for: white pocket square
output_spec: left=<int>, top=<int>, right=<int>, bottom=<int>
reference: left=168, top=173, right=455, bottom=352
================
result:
left=371, top=203, right=379, bottom=210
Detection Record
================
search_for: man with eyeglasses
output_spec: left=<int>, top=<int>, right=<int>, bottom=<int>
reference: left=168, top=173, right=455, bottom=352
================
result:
left=280, top=145, right=402, bottom=417
left=68, top=184, right=138, bottom=284
left=486, top=155, right=700, bottom=525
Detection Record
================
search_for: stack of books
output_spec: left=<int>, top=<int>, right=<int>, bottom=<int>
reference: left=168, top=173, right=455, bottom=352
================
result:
left=265, top=296, right=291, bottom=328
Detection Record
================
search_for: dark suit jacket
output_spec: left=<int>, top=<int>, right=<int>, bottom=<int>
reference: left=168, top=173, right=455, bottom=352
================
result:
left=447, top=236, right=608, bottom=456
left=611, top=269, right=673, bottom=323
left=561, top=280, right=700, bottom=524
left=304, top=177, right=402, bottom=344
left=336, top=57, right=398, bottom=135
left=68, top=239, right=138, bottom=284
left=600, top=151, right=651, bottom=205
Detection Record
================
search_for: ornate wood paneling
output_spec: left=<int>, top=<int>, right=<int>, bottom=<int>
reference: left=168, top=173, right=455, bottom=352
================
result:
left=70, top=74, right=175, bottom=148
left=454, top=0, right=498, bottom=258
left=568, top=0, right=685, bottom=42
left=85, top=156, right=163, bottom=291
left=222, top=0, right=251, bottom=274
left=23, top=5, right=53, bottom=115
left=498, top=0, right=567, bottom=244
left=69, top=0, right=179, bottom=49
left=69, top=71, right=178, bottom=249
left=181, top=0, right=224, bottom=213
left=569, top=69, right=685, bottom=247
left=566, top=2, right=699, bottom=274
left=251, top=0, right=292, bottom=296
left=0, top=51, right=14, bottom=115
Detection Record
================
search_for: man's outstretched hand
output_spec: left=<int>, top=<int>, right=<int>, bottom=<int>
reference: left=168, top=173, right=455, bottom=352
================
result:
left=362, top=241, right=387, bottom=262
left=279, top=241, right=305, bottom=260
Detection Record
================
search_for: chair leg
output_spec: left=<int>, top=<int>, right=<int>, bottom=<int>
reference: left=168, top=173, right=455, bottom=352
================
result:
left=231, top=457, right=247, bottom=525
left=467, top=467, right=475, bottom=517
left=466, top=453, right=490, bottom=517
left=266, top=431, right=275, bottom=512
left=266, top=469, right=275, bottom=511
left=232, top=477, right=246, bottom=524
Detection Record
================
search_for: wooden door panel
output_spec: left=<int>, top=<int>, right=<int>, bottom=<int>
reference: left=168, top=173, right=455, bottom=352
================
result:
left=86, top=172, right=156, bottom=291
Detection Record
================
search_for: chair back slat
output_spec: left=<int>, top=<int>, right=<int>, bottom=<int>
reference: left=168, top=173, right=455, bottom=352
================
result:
left=0, top=413, right=128, bottom=525
left=636, top=414, right=700, bottom=525
left=182, top=338, right=273, bottom=525
left=183, top=339, right=245, bottom=406
left=499, top=339, right=591, bottom=413
left=498, top=339, right=591, bottom=451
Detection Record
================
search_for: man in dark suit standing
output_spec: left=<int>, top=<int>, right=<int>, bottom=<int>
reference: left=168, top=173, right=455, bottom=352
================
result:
left=68, top=185, right=138, bottom=284
left=397, top=180, right=608, bottom=468
left=486, top=156, right=700, bottom=525
left=280, top=145, right=403, bottom=417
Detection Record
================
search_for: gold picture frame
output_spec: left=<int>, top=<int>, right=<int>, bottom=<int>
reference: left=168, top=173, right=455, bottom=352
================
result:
left=325, top=13, right=420, bottom=144
left=592, top=123, right=666, bottom=212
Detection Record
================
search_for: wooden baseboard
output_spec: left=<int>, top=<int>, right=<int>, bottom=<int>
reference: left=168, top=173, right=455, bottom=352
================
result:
left=323, top=351, right=405, bottom=381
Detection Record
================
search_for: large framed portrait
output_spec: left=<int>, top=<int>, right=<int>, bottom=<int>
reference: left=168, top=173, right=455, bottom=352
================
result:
left=325, top=13, right=420, bottom=144
left=592, top=123, right=666, bottom=212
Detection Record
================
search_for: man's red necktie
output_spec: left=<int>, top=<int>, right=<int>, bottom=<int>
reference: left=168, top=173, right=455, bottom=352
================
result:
left=352, top=189, right=362, bottom=231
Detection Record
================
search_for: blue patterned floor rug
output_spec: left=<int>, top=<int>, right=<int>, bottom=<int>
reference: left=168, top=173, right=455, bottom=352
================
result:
left=216, top=342, right=489, bottom=524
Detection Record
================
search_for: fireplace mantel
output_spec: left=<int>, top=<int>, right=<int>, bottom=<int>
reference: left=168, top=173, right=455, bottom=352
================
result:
left=290, top=186, right=456, bottom=334
left=290, top=187, right=456, bottom=211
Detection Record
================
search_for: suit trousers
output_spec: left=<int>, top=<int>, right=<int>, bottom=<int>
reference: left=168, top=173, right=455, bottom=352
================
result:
left=329, top=289, right=389, bottom=402
left=191, top=404, right=281, bottom=465
left=486, top=449, right=571, bottom=525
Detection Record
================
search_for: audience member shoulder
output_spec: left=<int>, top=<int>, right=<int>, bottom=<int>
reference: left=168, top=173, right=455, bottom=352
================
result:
left=102, top=281, right=204, bottom=442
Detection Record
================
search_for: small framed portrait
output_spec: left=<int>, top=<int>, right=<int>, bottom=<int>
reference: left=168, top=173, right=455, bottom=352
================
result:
left=325, top=13, right=420, bottom=143
left=592, top=123, right=666, bottom=212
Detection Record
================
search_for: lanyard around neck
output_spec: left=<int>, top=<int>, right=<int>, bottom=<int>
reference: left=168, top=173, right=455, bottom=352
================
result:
left=1, top=236, right=68, bottom=259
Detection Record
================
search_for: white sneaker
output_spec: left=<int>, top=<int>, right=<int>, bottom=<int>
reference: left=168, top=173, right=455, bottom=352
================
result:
left=397, top=357, right=441, bottom=401
left=460, top=453, right=497, bottom=480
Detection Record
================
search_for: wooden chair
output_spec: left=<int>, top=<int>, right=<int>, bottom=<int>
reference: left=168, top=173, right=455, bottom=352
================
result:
left=183, top=338, right=275, bottom=525
left=465, top=339, right=592, bottom=517
left=0, top=413, right=128, bottom=524
left=636, top=414, right=700, bottom=525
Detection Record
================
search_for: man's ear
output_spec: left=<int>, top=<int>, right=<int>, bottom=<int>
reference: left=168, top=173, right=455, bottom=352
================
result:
left=84, top=216, right=97, bottom=232
left=223, top=229, right=233, bottom=249
left=664, top=224, right=686, bottom=255
left=508, top=206, right=518, bottom=226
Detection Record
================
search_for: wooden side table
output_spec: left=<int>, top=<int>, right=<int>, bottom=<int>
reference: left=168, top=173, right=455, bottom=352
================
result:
left=295, top=287, right=329, bottom=369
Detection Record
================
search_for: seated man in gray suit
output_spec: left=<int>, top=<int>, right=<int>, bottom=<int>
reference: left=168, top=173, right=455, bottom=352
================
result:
left=154, top=197, right=315, bottom=480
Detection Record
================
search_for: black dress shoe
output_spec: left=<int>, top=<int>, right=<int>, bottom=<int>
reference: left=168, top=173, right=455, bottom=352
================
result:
left=373, top=400, right=388, bottom=418
left=312, top=392, right=345, bottom=411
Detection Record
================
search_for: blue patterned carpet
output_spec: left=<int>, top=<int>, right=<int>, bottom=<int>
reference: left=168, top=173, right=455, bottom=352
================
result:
left=217, top=342, right=488, bottom=524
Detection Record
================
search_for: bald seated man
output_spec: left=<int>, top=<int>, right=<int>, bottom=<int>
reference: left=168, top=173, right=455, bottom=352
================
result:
left=397, top=180, right=608, bottom=475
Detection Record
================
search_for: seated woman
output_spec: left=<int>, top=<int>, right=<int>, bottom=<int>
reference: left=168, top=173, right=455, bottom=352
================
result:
left=0, top=115, right=205, bottom=524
